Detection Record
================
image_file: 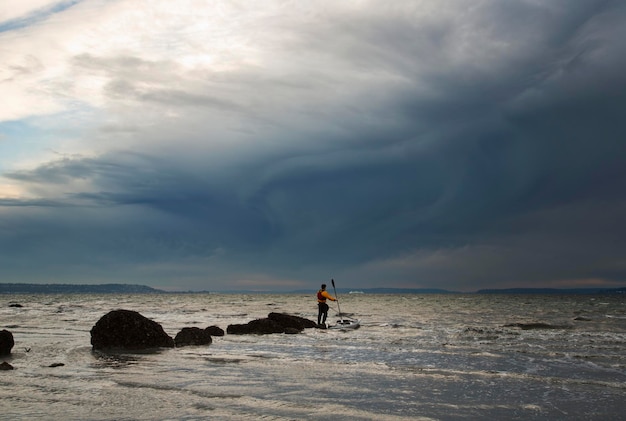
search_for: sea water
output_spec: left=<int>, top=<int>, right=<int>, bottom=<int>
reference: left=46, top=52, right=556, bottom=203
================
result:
left=1, top=293, right=625, bottom=420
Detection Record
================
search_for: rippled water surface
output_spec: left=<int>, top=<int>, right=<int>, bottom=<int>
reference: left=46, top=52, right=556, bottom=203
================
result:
left=1, top=293, right=625, bottom=420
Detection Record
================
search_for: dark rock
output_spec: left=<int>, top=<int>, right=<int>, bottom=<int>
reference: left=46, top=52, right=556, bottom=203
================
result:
left=0, top=361, right=14, bottom=370
left=227, top=318, right=284, bottom=335
left=0, top=330, right=14, bottom=355
left=90, top=309, right=174, bottom=350
left=284, top=328, right=301, bottom=334
left=205, top=326, right=225, bottom=337
left=227, top=313, right=317, bottom=335
left=9, top=303, right=23, bottom=308
left=174, top=327, right=213, bottom=347
left=268, top=312, right=317, bottom=330
left=49, top=363, right=65, bottom=368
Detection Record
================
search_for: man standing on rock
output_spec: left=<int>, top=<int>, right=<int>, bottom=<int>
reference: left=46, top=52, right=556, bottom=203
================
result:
left=317, top=283, right=337, bottom=327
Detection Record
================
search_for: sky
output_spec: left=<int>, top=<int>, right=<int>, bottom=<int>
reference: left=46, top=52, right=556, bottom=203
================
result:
left=1, top=0, right=625, bottom=292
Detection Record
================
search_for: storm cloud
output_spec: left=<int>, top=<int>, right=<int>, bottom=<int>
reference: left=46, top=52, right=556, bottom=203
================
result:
left=1, top=0, right=625, bottom=291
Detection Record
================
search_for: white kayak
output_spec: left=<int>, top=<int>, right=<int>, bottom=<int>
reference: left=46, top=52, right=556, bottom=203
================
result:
left=329, top=319, right=360, bottom=330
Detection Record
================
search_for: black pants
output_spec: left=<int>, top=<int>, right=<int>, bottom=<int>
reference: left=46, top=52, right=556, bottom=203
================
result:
left=318, top=302, right=329, bottom=325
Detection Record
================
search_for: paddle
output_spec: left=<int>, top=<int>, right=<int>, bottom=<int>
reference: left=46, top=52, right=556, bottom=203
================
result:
left=331, top=279, right=344, bottom=323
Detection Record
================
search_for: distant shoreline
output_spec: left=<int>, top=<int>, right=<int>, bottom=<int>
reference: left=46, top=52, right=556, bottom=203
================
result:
left=0, top=283, right=163, bottom=294
left=1, top=283, right=625, bottom=295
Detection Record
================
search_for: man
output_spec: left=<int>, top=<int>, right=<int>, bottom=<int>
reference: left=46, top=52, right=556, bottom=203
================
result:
left=317, top=283, right=337, bottom=327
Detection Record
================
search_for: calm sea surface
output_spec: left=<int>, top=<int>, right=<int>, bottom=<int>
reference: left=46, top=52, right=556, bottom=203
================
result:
left=1, top=293, right=625, bottom=420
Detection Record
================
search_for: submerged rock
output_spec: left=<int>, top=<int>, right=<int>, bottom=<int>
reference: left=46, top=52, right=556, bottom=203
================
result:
left=0, top=361, right=14, bottom=370
left=0, top=330, right=14, bottom=355
left=90, top=309, right=174, bottom=350
left=174, top=327, right=213, bottom=347
left=227, top=313, right=317, bottom=335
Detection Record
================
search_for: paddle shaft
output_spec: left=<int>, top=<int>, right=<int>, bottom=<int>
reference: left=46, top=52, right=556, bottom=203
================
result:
left=331, top=279, right=343, bottom=322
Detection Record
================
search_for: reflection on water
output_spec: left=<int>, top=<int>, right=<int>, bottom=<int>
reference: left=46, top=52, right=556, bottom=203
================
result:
left=91, top=350, right=144, bottom=369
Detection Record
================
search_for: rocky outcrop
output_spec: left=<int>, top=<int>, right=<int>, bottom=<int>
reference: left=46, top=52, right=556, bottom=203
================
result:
left=0, top=330, right=14, bottom=355
left=205, top=326, right=225, bottom=337
left=227, top=318, right=284, bottom=335
left=268, top=312, right=317, bottom=329
left=90, top=309, right=174, bottom=350
left=227, top=313, right=316, bottom=335
left=174, top=327, right=213, bottom=347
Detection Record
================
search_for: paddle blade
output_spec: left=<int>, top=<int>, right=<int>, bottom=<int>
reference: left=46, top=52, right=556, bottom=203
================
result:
left=331, top=279, right=335, bottom=288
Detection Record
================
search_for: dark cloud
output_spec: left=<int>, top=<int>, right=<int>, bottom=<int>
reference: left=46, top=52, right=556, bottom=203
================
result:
left=1, top=1, right=626, bottom=290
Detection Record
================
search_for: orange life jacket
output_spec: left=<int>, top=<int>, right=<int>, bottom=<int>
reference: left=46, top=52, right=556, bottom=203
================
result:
left=317, top=290, right=326, bottom=302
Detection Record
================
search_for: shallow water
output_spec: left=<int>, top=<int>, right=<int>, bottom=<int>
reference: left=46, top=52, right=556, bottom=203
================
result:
left=1, top=293, right=625, bottom=420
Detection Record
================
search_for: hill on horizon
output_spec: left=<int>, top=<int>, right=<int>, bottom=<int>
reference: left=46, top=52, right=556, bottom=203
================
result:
left=0, top=283, right=163, bottom=294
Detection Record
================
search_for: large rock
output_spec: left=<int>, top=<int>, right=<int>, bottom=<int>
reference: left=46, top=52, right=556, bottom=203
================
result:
left=174, top=327, right=213, bottom=347
left=90, top=309, right=174, bottom=350
left=205, top=325, right=225, bottom=337
left=268, top=312, right=317, bottom=330
left=227, top=313, right=317, bottom=335
left=227, top=318, right=284, bottom=335
left=0, top=330, right=14, bottom=355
